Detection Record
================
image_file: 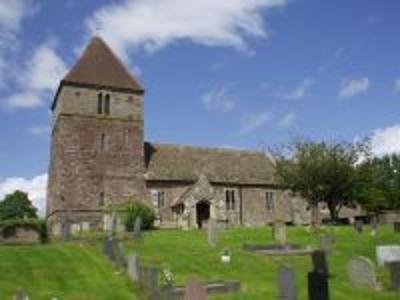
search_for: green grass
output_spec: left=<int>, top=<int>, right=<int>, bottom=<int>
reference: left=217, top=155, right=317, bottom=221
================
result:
left=0, top=226, right=399, bottom=299
left=125, top=226, right=400, bottom=300
left=0, top=242, right=142, bottom=299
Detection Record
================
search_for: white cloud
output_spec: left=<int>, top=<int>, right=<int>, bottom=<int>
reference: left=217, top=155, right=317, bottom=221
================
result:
left=394, top=79, right=400, bottom=94
left=202, top=87, right=235, bottom=112
left=6, top=41, right=67, bottom=109
left=239, top=110, right=271, bottom=135
left=370, top=125, right=400, bottom=157
left=278, top=112, right=295, bottom=128
left=0, top=173, right=48, bottom=216
left=279, top=78, right=313, bottom=100
left=86, top=0, right=286, bottom=60
left=339, top=77, right=370, bottom=98
left=28, top=125, right=50, bottom=137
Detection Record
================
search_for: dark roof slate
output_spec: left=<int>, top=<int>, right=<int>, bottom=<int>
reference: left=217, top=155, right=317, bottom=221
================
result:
left=144, top=142, right=276, bottom=185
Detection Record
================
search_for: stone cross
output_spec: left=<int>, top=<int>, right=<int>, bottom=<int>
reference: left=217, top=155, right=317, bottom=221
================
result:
left=207, top=218, right=218, bottom=247
left=184, top=278, right=208, bottom=300
left=273, top=222, right=287, bottom=245
left=14, top=289, right=29, bottom=300
left=278, top=265, right=297, bottom=300
left=312, top=250, right=329, bottom=276
left=307, top=271, right=329, bottom=300
left=376, top=245, right=400, bottom=266
left=385, top=261, right=400, bottom=290
left=127, top=253, right=140, bottom=281
left=347, top=256, right=379, bottom=290
left=134, top=216, right=142, bottom=238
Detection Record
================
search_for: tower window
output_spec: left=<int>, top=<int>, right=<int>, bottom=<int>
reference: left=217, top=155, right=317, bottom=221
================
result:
left=225, top=189, right=236, bottom=211
left=105, top=94, right=111, bottom=115
left=265, top=191, right=275, bottom=210
left=100, top=133, right=106, bottom=151
left=97, top=93, right=103, bottom=114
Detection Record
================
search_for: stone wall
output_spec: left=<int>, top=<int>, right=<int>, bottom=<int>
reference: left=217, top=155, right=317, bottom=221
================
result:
left=47, top=85, right=149, bottom=235
left=0, top=227, right=39, bottom=245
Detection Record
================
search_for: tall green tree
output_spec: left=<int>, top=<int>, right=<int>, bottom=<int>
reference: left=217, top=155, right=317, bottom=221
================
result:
left=0, top=190, right=38, bottom=222
left=273, top=138, right=367, bottom=226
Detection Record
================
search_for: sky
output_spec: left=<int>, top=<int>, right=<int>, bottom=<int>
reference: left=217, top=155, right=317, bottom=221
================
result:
left=0, top=0, right=400, bottom=214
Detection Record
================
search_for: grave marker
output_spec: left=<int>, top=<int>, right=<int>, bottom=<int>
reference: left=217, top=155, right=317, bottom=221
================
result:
left=308, top=271, right=329, bottom=300
left=207, top=218, right=218, bottom=247
left=103, top=236, right=114, bottom=259
left=354, top=220, right=363, bottom=234
left=319, top=235, right=335, bottom=253
left=312, top=250, right=329, bottom=276
left=184, top=278, right=208, bottom=300
left=278, top=265, right=297, bottom=300
left=127, top=253, right=140, bottom=281
left=376, top=245, right=400, bottom=266
left=273, top=222, right=287, bottom=245
left=134, top=216, right=142, bottom=238
left=347, top=256, right=379, bottom=290
left=385, top=261, right=400, bottom=290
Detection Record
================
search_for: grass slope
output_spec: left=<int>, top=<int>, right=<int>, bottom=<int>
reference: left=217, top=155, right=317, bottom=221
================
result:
left=125, top=226, right=400, bottom=300
left=0, top=243, right=140, bottom=299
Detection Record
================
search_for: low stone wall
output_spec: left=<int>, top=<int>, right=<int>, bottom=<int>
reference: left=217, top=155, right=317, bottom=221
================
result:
left=379, top=211, right=400, bottom=224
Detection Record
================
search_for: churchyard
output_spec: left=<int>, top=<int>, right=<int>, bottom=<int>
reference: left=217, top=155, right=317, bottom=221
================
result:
left=1, top=225, right=400, bottom=299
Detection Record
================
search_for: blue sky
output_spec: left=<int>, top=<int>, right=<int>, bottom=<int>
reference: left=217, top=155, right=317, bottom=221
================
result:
left=0, top=0, right=399, bottom=212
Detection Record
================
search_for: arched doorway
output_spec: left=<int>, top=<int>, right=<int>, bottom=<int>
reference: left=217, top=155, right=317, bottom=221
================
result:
left=196, top=200, right=210, bottom=229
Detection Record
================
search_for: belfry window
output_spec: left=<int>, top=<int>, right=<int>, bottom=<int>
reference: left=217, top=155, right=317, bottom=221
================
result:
left=225, top=189, right=236, bottom=211
left=97, top=93, right=103, bottom=114
left=105, top=94, right=111, bottom=115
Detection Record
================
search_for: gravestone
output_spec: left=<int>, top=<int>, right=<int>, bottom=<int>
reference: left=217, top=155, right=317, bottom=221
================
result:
left=385, top=261, right=400, bottom=290
left=103, top=236, right=114, bottom=259
left=354, top=220, right=363, bottom=234
left=273, top=222, right=287, bottom=245
left=221, top=248, right=231, bottom=264
left=134, top=216, right=142, bottom=238
left=114, top=241, right=126, bottom=269
left=312, top=250, right=329, bottom=276
left=148, top=266, right=160, bottom=299
left=347, top=256, right=379, bottom=289
left=319, top=235, right=335, bottom=253
left=394, top=222, right=400, bottom=233
left=127, top=253, right=140, bottom=281
left=184, top=278, right=208, bottom=300
left=14, top=289, right=29, bottom=300
left=308, top=271, right=329, bottom=300
left=207, top=218, right=218, bottom=247
left=376, top=245, right=400, bottom=266
left=278, top=265, right=297, bottom=300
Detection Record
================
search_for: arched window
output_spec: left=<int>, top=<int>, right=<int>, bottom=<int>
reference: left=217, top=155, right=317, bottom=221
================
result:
left=97, top=93, right=103, bottom=114
left=225, top=189, right=236, bottom=211
left=105, top=94, right=111, bottom=115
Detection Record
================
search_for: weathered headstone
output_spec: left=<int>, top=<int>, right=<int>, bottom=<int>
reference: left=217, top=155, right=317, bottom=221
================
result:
left=134, top=216, right=142, bottom=238
left=312, top=250, right=329, bottom=276
left=114, top=241, right=126, bottom=269
left=184, top=278, right=208, bottom=300
left=127, top=253, right=140, bottom=281
left=319, top=235, right=335, bottom=253
left=207, top=218, right=218, bottom=247
left=354, top=220, right=363, bottom=234
left=347, top=256, right=379, bottom=289
left=376, top=245, right=400, bottom=266
left=14, top=289, right=29, bottom=300
left=278, top=265, right=297, bottom=300
left=394, top=222, right=400, bottom=233
left=273, top=222, right=287, bottom=245
left=148, top=266, right=160, bottom=299
left=103, top=236, right=114, bottom=259
left=385, top=261, right=400, bottom=290
left=221, top=248, right=231, bottom=264
left=308, top=271, right=329, bottom=300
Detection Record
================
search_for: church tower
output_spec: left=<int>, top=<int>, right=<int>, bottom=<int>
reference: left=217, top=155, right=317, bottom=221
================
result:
left=47, top=37, right=147, bottom=235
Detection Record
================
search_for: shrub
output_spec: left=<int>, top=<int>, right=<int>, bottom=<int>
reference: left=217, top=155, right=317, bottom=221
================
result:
left=123, top=200, right=156, bottom=231
left=0, top=218, right=48, bottom=243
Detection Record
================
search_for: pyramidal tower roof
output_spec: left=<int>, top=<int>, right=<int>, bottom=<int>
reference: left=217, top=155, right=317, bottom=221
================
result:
left=53, top=36, right=143, bottom=110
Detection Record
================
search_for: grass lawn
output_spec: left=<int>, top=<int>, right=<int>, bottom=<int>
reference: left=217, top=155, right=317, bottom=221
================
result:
left=0, top=242, right=142, bottom=299
left=125, top=225, right=400, bottom=300
left=0, top=226, right=399, bottom=299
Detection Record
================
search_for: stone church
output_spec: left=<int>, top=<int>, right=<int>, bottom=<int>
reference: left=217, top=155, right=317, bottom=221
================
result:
left=46, top=37, right=318, bottom=235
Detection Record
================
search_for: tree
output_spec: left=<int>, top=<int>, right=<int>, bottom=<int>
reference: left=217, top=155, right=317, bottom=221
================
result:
left=0, top=190, right=38, bottom=222
left=357, top=154, right=400, bottom=213
left=273, top=138, right=367, bottom=226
